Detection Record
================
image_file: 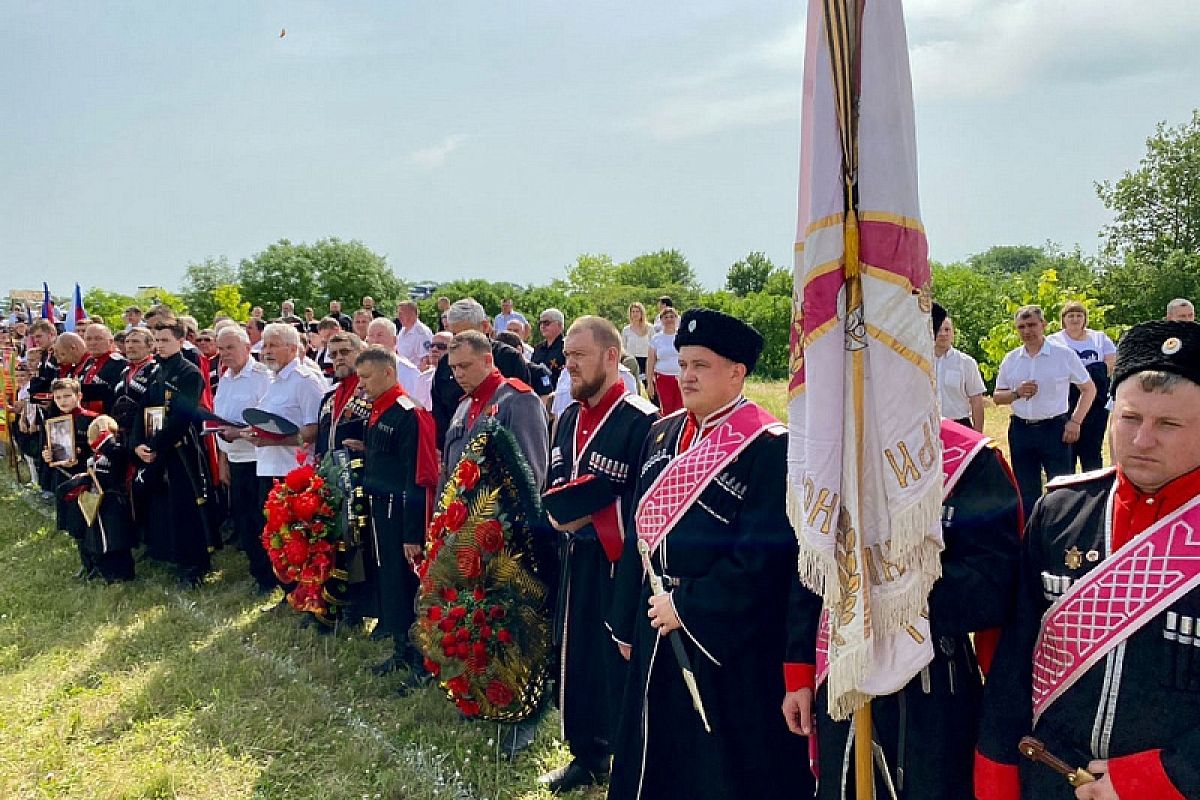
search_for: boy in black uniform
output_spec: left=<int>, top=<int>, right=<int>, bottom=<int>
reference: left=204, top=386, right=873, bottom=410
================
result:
left=355, top=346, right=438, bottom=682
left=538, top=316, right=657, bottom=793
left=131, top=321, right=211, bottom=587
left=41, top=379, right=96, bottom=575
left=59, top=415, right=137, bottom=583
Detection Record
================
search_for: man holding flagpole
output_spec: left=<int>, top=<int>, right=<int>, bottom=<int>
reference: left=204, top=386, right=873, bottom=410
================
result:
left=785, top=0, right=945, bottom=798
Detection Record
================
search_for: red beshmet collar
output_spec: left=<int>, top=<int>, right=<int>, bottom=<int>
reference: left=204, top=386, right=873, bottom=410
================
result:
left=575, top=380, right=626, bottom=453
left=1113, top=465, right=1200, bottom=551
left=467, top=369, right=504, bottom=428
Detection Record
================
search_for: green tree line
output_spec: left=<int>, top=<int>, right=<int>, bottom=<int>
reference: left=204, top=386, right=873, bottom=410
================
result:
left=74, top=109, right=1200, bottom=382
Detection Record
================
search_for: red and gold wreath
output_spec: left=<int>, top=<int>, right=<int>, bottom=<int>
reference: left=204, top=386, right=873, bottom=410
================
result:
left=411, top=417, right=551, bottom=722
left=261, top=455, right=346, bottom=620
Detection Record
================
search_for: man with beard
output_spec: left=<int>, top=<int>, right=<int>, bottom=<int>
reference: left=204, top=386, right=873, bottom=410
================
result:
left=131, top=320, right=212, bottom=586
left=79, top=324, right=126, bottom=415
left=607, top=308, right=811, bottom=800
left=538, top=316, right=657, bottom=793
left=241, top=323, right=328, bottom=595
left=430, top=299, right=530, bottom=448
left=354, top=346, right=438, bottom=682
left=212, top=326, right=272, bottom=589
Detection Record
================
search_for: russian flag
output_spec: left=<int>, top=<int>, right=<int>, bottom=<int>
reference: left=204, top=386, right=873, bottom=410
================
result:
left=65, top=283, right=87, bottom=332
left=40, top=282, right=56, bottom=323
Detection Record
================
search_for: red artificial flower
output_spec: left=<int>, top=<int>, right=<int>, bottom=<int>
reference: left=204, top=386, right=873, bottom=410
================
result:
left=473, top=586, right=486, bottom=602
left=497, top=629, right=513, bottom=644
left=428, top=605, right=443, bottom=622
left=423, top=657, right=440, bottom=677
left=472, top=608, right=486, bottom=626
left=319, top=503, right=333, bottom=516
left=445, top=500, right=468, bottom=532
left=442, top=587, right=459, bottom=603
left=283, top=537, right=310, bottom=567
left=485, top=680, right=514, bottom=708
left=456, top=627, right=470, bottom=642
left=265, top=504, right=290, bottom=531
left=447, top=676, right=469, bottom=695
left=489, top=606, right=505, bottom=620
left=456, top=699, right=480, bottom=717
left=479, top=624, right=492, bottom=640
left=285, top=465, right=316, bottom=493
left=475, top=519, right=504, bottom=554
left=456, top=459, right=481, bottom=491
left=449, top=605, right=467, bottom=620
left=437, top=617, right=455, bottom=633
left=441, top=633, right=456, bottom=648
left=429, top=514, right=447, bottom=538
left=456, top=547, right=482, bottom=580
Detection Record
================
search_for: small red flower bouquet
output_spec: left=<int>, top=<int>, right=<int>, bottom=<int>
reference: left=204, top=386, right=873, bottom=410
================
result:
left=261, top=454, right=348, bottom=620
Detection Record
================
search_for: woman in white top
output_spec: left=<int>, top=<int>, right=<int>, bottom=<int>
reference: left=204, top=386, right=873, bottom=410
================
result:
left=646, top=308, right=682, bottom=415
left=1048, top=300, right=1116, bottom=471
left=622, top=302, right=653, bottom=384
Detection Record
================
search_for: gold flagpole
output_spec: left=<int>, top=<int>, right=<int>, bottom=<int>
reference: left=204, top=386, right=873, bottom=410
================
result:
left=855, top=705, right=873, bottom=799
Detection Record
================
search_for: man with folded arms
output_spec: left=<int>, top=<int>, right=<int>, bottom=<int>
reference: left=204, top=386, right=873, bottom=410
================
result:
left=977, top=320, right=1200, bottom=800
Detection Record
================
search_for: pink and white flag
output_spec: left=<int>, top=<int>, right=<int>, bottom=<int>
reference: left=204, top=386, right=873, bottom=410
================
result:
left=786, top=0, right=942, bottom=720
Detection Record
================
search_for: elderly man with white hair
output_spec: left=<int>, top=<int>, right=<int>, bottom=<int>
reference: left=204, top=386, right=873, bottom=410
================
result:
left=428, top=298, right=531, bottom=447
left=364, top=316, right=429, bottom=409
left=240, top=322, right=329, bottom=594
left=213, top=325, right=273, bottom=593
left=1166, top=297, right=1196, bottom=322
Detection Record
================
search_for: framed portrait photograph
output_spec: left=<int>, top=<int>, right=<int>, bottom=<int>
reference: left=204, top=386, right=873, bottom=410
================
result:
left=144, top=406, right=166, bottom=439
left=45, top=415, right=76, bottom=467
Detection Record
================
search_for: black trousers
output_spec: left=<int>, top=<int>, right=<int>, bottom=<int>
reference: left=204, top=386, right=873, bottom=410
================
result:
left=227, top=462, right=269, bottom=588
left=251, top=476, right=282, bottom=590
left=1070, top=407, right=1109, bottom=473
left=1008, top=415, right=1072, bottom=520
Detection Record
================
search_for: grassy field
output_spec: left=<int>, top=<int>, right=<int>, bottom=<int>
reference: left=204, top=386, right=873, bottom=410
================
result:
left=0, top=383, right=1088, bottom=799
left=0, top=477, right=585, bottom=800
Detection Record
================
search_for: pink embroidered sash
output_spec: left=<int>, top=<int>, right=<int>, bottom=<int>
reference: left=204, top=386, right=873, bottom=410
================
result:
left=635, top=402, right=777, bottom=552
left=1033, top=492, right=1200, bottom=722
left=815, top=419, right=992, bottom=685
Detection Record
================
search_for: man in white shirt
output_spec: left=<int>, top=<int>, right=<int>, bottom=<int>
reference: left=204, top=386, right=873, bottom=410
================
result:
left=994, top=305, right=1097, bottom=518
left=364, top=316, right=430, bottom=409
left=1166, top=297, right=1196, bottom=322
left=242, top=323, right=329, bottom=591
left=212, top=326, right=274, bottom=593
left=932, top=303, right=986, bottom=431
left=394, top=300, right=433, bottom=367
left=493, top=298, right=529, bottom=338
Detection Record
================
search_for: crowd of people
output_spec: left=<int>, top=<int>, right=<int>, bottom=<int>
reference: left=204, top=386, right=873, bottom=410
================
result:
left=2, top=290, right=1199, bottom=799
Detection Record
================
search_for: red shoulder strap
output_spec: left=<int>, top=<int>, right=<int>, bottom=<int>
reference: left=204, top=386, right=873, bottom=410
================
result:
left=504, top=377, right=532, bottom=393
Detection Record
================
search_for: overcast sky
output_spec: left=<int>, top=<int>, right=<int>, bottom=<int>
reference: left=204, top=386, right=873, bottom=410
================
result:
left=2, top=0, right=1198, bottom=296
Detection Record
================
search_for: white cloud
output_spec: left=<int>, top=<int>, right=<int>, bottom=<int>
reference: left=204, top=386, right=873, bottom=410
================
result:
left=905, top=0, right=1200, bottom=100
left=409, top=134, right=468, bottom=169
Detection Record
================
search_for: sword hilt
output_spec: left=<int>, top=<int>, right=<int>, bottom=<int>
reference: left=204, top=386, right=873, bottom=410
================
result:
left=1018, top=737, right=1096, bottom=786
